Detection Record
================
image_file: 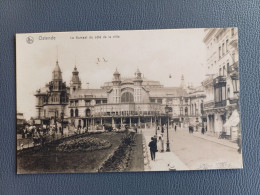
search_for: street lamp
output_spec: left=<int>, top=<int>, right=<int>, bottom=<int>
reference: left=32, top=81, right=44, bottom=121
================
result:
left=100, top=107, right=104, bottom=130
left=61, top=112, right=64, bottom=135
left=86, top=109, right=90, bottom=132
left=154, top=106, right=158, bottom=136
left=111, top=107, right=114, bottom=129
left=165, top=105, right=170, bottom=152
left=138, top=106, right=141, bottom=128
left=54, top=110, right=58, bottom=133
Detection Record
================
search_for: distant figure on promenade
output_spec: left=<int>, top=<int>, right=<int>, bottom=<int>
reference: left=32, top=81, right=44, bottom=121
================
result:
left=148, top=137, right=157, bottom=161
left=189, top=125, right=194, bottom=133
left=201, top=126, right=205, bottom=134
left=157, top=135, right=164, bottom=152
left=134, top=124, right=138, bottom=133
left=174, top=125, right=177, bottom=132
left=161, top=124, right=165, bottom=133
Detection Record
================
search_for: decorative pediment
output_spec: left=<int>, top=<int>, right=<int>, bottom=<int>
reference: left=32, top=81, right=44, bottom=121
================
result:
left=121, top=87, right=134, bottom=93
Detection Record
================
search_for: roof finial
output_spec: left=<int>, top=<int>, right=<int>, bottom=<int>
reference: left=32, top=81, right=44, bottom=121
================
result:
left=74, top=56, right=77, bottom=69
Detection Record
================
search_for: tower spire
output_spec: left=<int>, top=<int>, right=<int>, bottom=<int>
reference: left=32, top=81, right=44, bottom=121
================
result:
left=180, top=74, right=186, bottom=88
left=74, top=56, right=77, bottom=69
left=56, top=45, right=59, bottom=62
left=70, top=63, right=81, bottom=93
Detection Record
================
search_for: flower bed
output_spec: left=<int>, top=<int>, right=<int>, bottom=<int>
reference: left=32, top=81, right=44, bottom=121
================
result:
left=56, top=137, right=111, bottom=152
left=98, top=133, right=135, bottom=172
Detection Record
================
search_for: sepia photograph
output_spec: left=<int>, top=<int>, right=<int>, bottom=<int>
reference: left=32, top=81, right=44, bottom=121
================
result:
left=16, top=28, right=242, bottom=174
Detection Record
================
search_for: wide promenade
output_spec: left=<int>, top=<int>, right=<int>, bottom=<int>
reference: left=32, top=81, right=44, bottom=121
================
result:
left=142, top=126, right=243, bottom=171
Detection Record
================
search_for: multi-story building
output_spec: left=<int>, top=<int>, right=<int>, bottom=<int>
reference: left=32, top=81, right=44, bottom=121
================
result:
left=34, top=60, right=70, bottom=125
left=68, top=68, right=190, bottom=130
left=188, top=86, right=206, bottom=125
left=17, top=112, right=27, bottom=133
left=35, top=61, right=206, bottom=131
left=202, top=28, right=239, bottom=139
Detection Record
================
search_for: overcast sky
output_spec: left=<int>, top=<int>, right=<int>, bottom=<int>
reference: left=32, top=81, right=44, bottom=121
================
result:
left=16, top=28, right=206, bottom=119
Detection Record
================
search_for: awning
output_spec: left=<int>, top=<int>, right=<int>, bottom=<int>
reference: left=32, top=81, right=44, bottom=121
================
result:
left=223, top=109, right=239, bottom=128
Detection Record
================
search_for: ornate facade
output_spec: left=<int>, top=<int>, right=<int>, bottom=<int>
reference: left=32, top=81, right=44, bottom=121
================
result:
left=35, top=61, right=69, bottom=124
left=35, top=61, right=206, bottom=130
left=202, top=28, right=239, bottom=139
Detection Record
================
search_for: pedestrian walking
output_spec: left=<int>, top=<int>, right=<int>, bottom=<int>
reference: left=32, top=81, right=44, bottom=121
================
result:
left=174, top=125, right=177, bottom=132
left=157, top=135, right=164, bottom=152
left=148, top=137, right=157, bottom=161
left=201, top=127, right=205, bottom=134
left=22, top=128, right=25, bottom=138
left=134, top=124, right=138, bottom=133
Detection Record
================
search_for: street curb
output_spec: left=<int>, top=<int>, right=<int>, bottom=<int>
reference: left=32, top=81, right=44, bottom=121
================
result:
left=193, top=134, right=238, bottom=150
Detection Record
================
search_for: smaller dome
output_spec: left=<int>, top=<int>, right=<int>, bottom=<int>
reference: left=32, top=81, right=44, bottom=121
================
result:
left=135, top=68, right=141, bottom=74
left=53, top=60, right=61, bottom=72
left=73, top=65, right=79, bottom=74
left=113, top=68, right=120, bottom=75
left=52, top=60, right=62, bottom=80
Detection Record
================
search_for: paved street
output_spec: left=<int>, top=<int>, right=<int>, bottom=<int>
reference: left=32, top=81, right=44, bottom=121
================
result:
left=142, top=127, right=243, bottom=171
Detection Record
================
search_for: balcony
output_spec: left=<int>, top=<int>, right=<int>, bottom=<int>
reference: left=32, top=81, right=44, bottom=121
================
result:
left=227, top=61, right=239, bottom=74
left=215, top=100, right=226, bottom=108
left=229, top=97, right=238, bottom=105
left=213, top=76, right=226, bottom=86
left=204, top=100, right=215, bottom=110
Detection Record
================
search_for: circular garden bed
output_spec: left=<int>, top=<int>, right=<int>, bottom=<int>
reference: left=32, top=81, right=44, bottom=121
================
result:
left=56, top=137, right=111, bottom=152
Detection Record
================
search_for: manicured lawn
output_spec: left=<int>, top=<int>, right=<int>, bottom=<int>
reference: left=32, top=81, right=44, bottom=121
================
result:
left=17, top=132, right=125, bottom=174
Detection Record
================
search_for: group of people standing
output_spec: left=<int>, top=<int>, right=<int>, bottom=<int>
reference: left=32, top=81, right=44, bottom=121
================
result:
left=188, top=124, right=207, bottom=134
left=148, top=134, right=165, bottom=161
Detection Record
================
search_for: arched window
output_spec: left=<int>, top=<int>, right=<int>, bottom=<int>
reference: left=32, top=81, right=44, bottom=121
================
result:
left=121, top=92, right=134, bottom=103
left=195, top=104, right=197, bottom=115
left=185, top=107, right=188, bottom=116
left=75, top=109, right=79, bottom=117
left=191, top=104, right=194, bottom=115
left=70, top=109, right=74, bottom=117
left=85, top=109, right=91, bottom=117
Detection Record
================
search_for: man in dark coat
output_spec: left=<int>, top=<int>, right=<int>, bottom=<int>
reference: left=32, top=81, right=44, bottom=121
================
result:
left=201, top=127, right=205, bottom=134
left=148, top=137, right=157, bottom=161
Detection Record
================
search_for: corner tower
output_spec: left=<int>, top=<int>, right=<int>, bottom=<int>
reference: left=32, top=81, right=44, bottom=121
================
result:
left=112, top=68, right=121, bottom=103
left=52, top=60, right=63, bottom=91
left=70, top=65, right=82, bottom=93
left=133, top=68, right=143, bottom=102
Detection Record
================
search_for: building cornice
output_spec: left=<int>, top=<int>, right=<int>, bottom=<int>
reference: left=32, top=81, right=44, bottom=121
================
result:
left=203, top=29, right=217, bottom=43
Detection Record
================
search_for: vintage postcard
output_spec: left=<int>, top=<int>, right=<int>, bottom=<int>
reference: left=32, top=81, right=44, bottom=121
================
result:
left=16, top=28, right=242, bottom=174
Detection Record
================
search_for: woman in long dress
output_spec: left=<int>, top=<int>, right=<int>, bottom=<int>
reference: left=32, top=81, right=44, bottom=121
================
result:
left=157, top=135, right=164, bottom=152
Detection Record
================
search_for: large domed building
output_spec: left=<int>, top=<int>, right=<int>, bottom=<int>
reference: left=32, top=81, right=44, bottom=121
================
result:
left=35, top=62, right=205, bottom=130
